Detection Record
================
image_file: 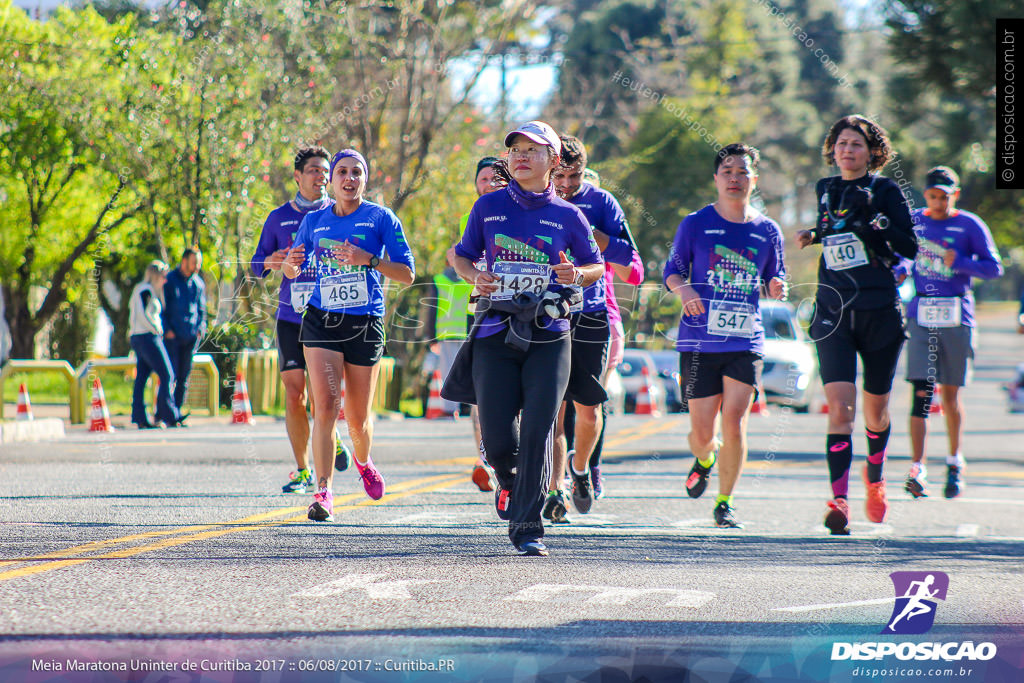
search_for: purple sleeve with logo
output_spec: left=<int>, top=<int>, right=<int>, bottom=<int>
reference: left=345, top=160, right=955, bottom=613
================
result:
left=908, top=209, right=1003, bottom=327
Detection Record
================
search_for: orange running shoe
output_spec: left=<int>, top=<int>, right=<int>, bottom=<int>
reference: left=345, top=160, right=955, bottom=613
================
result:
left=471, top=463, right=494, bottom=492
left=863, top=466, right=889, bottom=523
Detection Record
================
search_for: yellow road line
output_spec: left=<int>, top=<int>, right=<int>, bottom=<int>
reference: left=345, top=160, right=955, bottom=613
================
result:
left=0, top=474, right=467, bottom=584
left=603, top=417, right=683, bottom=449
left=0, top=472, right=462, bottom=569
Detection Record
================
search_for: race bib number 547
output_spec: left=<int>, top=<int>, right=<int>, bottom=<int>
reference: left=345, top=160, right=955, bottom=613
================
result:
left=707, top=301, right=755, bottom=338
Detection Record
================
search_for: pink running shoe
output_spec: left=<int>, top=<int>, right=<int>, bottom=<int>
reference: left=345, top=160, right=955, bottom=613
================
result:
left=357, top=460, right=385, bottom=500
left=824, top=498, right=850, bottom=535
left=308, top=487, right=334, bottom=522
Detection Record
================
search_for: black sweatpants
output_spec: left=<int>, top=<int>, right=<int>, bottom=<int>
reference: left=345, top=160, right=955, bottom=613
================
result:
left=471, top=331, right=571, bottom=548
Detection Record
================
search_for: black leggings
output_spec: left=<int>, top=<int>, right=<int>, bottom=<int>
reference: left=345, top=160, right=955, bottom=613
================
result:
left=472, top=331, right=571, bottom=547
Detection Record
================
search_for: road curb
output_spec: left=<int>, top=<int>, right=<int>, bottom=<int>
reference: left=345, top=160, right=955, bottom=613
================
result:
left=0, top=418, right=66, bottom=443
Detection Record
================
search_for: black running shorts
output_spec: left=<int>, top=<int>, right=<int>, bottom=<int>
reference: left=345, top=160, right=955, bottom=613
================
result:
left=810, top=301, right=906, bottom=394
left=678, top=350, right=763, bottom=401
left=299, top=305, right=386, bottom=366
left=276, top=318, right=306, bottom=372
left=564, top=311, right=610, bottom=407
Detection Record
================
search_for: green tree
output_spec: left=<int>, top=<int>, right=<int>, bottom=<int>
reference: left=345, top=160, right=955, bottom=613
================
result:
left=0, top=3, right=146, bottom=358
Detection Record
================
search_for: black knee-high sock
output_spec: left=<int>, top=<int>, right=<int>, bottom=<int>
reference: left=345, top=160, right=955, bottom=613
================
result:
left=826, top=434, right=853, bottom=499
left=589, top=401, right=608, bottom=469
left=865, top=424, right=891, bottom=483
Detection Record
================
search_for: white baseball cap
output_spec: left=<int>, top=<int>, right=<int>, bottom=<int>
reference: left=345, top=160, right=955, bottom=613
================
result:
left=504, top=121, right=562, bottom=156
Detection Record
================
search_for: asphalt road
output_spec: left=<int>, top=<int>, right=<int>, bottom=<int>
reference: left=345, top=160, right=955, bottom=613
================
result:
left=1, top=310, right=1022, bottom=682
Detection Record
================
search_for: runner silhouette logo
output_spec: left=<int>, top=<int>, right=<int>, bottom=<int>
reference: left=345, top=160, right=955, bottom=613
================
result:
left=884, top=571, right=949, bottom=635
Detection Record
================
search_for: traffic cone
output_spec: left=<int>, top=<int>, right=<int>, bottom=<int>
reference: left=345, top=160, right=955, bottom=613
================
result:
left=337, top=380, right=346, bottom=421
left=424, top=370, right=446, bottom=419
left=89, top=377, right=115, bottom=432
left=231, top=371, right=255, bottom=425
left=635, top=366, right=662, bottom=416
left=16, top=383, right=33, bottom=421
left=750, top=385, right=770, bottom=416
left=930, top=385, right=943, bottom=415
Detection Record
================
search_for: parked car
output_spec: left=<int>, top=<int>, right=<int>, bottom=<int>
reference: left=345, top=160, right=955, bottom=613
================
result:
left=760, top=300, right=819, bottom=412
left=617, top=349, right=666, bottom=413
left=648, top=350, right=685, bottom=412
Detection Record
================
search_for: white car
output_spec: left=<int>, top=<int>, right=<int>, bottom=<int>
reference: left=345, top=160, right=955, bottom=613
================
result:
left=760, top=300, right=819, bottom=412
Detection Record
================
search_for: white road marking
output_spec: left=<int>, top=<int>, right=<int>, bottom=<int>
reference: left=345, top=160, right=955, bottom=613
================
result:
left=772, top=597, right=895, bottom=613
left=291, top=573, right=437, bottom=601
left=505, top=583, right=715, bottom=608
left=956, top=524, right=980, bottom=537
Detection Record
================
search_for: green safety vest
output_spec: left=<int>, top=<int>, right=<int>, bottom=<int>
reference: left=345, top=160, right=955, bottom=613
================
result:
left=434, top=271, right=474, bottom=340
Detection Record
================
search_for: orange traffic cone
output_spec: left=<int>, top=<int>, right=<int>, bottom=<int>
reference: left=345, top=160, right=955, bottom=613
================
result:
left=337, top=380, right=346, bottom=421
left=89, top=377, right=115, bottom=432
left=750, top=385, right=770, bottom=416
left=16, top=383, right=33, bottom=421
left=930, top=385, right=943, bottom=415
left=635, top=366, right=662, bottom=416
left=424, top=370, right=446, bottom=419
left=231, top=371, right=255, bottom=425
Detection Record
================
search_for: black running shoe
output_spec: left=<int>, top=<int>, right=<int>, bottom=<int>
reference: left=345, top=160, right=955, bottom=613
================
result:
left=685, top=456, right=715, bottom=499
left=517, top=540, right=549, bottom=557
left=570, top=469, right=593, bottom=514
left=542, top=490, right=570, bottom=524
left=713, top=501, right=743, bottom=528
left=944, top=465, right=963, bottom=499
left=495, top=488, right=511, bottom=520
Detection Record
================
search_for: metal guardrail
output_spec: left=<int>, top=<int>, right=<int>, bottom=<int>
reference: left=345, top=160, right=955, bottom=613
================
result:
left=4, top=351, right=396, bottom=423
left=0, top=360, right=76, bottom=419
left=70, top=355, right=219, bottom=424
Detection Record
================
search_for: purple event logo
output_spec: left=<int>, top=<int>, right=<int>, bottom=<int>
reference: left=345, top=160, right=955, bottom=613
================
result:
left=884, top=571, right=949, bottom=635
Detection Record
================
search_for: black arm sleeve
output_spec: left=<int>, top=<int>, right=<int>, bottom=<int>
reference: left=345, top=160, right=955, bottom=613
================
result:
left=874, top=179, right=917, bottom=259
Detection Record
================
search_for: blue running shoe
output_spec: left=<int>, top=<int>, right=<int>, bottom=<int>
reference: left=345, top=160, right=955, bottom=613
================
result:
left=283, top=469, right=314, bottom=494
left=334, top=428, right=352, bottom=472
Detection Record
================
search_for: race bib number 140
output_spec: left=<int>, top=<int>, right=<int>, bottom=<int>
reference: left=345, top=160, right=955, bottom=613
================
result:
left=822, top=233, right=869, bottom=271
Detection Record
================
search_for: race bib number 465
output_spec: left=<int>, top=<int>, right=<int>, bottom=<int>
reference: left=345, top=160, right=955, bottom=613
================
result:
left=707, top=301, right=755, bottom=338
left=822, top=233, right=869, bottom=271
left=319, top=272, right=369, bottom=309
left=492, top=262, right=550, bottom=301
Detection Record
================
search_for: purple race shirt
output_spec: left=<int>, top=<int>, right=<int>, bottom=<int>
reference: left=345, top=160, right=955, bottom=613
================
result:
left=908, top=208, right=1003, bottom=328
left=663, top=204, right=786, bottom=354
left=455, top=188, right=603, bottom=337
left=251, top=200, right=333, bottom=325
left=567, top=183, right=634, bottom=312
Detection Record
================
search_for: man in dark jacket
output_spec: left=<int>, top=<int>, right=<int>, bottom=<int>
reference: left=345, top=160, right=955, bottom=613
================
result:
left=162, top=248, right=207, bottom=418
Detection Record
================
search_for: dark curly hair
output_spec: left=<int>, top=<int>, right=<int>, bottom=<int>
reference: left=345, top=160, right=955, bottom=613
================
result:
left=559, top=135, right=587, bottom=168
left=821, top=115, right=893, bottom=172
left=293, top=145, right=331, bottom=172
left=714, top=142, right=760, bottom=174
